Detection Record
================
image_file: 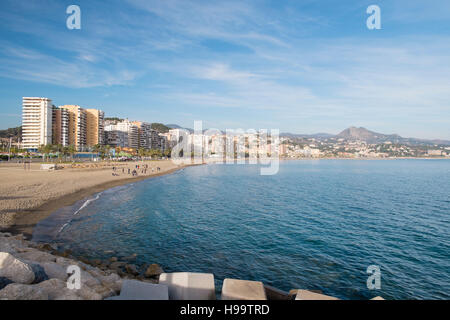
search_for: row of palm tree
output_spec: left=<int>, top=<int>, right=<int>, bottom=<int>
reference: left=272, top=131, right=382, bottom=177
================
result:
left=138, top=148, right=172, bottom=159
left=36, top=144, right=171, bottom=161
left=38, top=144, right=77, bottom=162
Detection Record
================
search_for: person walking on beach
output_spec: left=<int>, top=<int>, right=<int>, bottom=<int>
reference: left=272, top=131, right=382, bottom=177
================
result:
left=128, top=168, right=130, bottom=174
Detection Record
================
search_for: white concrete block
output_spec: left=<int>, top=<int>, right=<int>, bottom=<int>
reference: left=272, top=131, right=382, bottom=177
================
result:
left=106, top=280, right=168, bottom=300
left=159, top=272, right=216, bottom=300
left=221, top=279, right=267, bottom=300
left=295, top=289, right=339, bottom=300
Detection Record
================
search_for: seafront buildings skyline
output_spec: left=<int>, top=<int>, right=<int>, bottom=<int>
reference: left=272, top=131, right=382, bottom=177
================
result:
left=21, top=97, right=169, bottom=153
left=18, top=96, right=283, bottom=159
left=10, top=96, right=450, bottom=159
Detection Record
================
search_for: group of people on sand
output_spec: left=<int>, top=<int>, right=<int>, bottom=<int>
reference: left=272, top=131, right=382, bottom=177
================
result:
left=111, top=164, right=161, bottom=177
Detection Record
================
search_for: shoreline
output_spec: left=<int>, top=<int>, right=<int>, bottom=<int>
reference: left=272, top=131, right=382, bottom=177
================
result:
left=1, top=162, right=197, bottom=239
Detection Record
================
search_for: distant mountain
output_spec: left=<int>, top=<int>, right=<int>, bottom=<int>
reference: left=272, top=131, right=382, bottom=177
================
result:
left=165, top=124, right=193, bottom=133
left=336, top=127, right=395, bottom=143
left=281, top=126, right=450, bottom=146
left=0, top=126, right=21, bottom=139
left=166, top=124, right=183, bottom=129
left=150, top=123, right=171, bottom=133
left=336, top=127, right=450, bottom=146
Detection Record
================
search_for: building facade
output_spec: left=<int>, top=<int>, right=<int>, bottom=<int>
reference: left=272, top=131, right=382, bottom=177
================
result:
left=86, top=109, right=105, bottom=147
left=104, top=120, right=138, bottom=149
left=22, top=97, right=53, bottom=150
left=59, top=105, right=87, bottom=151
left=52, top=107, right=69, bottom=146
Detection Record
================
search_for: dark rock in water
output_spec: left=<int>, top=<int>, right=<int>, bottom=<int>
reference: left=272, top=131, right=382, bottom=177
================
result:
left=91, top=259, right=102, bottom=266
left=109, top=261, right=126, bottom=271
left=37, top=243, right=57, bottom=252
left=98, top=263, right=108, bottom=271
left=57, top=249, right=72, bottom=258
left=31, top=264, right=49, bottom=284
left=79, top=257, right=91, bottom=265
left=117, top=269, right=127, bottom=277
left=122, top=253, right=137, bottom=261
left=125, top=264, right=139, bottom=276
left=145, top=264, right=164, bottom=278
left=0, top=277, right=13, bottom=290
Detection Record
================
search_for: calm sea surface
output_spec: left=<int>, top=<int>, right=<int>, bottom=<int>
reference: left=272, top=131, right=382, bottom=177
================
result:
left=33, top=160, right=450, bottom=299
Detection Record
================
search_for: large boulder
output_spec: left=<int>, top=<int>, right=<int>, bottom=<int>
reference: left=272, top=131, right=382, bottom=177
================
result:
left=16, top=249, right=57, bottom=263
left=0, top=252, right=35, bottom=284
left=0, top=283, right=49, bottom=300
left=38, top=278, right=102, bottom=300
left=98, top=273, right=122, bottom=293
left=29, top=279, right=80, bottom=300
left=109, top=261, right=126, bottom=271
left=125, top=264, right=139, bottom=276
left=145, top=264, right=164, bottom=278
left=40, top=262, right=69, bottom=281
left=80, top=270, right=101, bottom=288
left=0, top=278, right=104, bottom=300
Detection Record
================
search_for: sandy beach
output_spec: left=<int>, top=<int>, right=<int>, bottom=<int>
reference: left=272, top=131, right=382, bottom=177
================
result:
left=0, top=160, right=188, bottom=236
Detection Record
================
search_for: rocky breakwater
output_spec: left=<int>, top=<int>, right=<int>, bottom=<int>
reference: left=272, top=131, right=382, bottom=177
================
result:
left=0, top=232, right=164, bottom=300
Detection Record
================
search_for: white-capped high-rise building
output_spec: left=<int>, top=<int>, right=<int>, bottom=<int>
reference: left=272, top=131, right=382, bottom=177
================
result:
left=22, top=97, right=53, bottom=150
left=104, top=119, right=138, bottom=149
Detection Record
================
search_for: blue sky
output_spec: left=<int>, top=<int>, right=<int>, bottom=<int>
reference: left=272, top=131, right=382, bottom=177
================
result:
left=0, top=0, right=449, bottom=139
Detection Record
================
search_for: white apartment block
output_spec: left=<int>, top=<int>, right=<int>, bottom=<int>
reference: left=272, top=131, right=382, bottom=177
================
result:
left=104, top=120, right=139, bottom=149
left=22, top=97, right=53, bottom=150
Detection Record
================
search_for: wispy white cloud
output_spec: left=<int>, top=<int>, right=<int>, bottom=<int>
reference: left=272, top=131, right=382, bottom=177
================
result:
left=0, top=0, right=449, bottom=138
left=0, top=42, right=140, bottom=88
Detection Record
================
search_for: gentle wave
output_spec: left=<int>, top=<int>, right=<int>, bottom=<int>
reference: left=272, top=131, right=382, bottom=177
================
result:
left=57, top=192, right=103, bottom=234
left=73, top=192, right=102, bottom=215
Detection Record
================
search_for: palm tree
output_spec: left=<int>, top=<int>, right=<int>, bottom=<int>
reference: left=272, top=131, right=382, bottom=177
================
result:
left=92, top=144, right=102, bottom=160
left=67, top=145, right=76, bottom=161
left=103, top=145, right=111, bottom=160
left=38, top=144, right=53, bottom=162
left=138, top=148, right=146, bottom=159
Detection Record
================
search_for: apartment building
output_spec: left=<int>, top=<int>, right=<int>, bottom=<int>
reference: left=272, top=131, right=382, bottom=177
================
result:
left=22, top=97, right=53, bottom=150
left=104, top=120, right=138, bottom=149
left=52, top=107, right=69, bottom=146
left=86, top=109, right=105, bottom=146
left=132, top=121, right=152, bottom=149
left=59, top=105, right=87, bottom=151
left=104, top=129, right=128, bottom=148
